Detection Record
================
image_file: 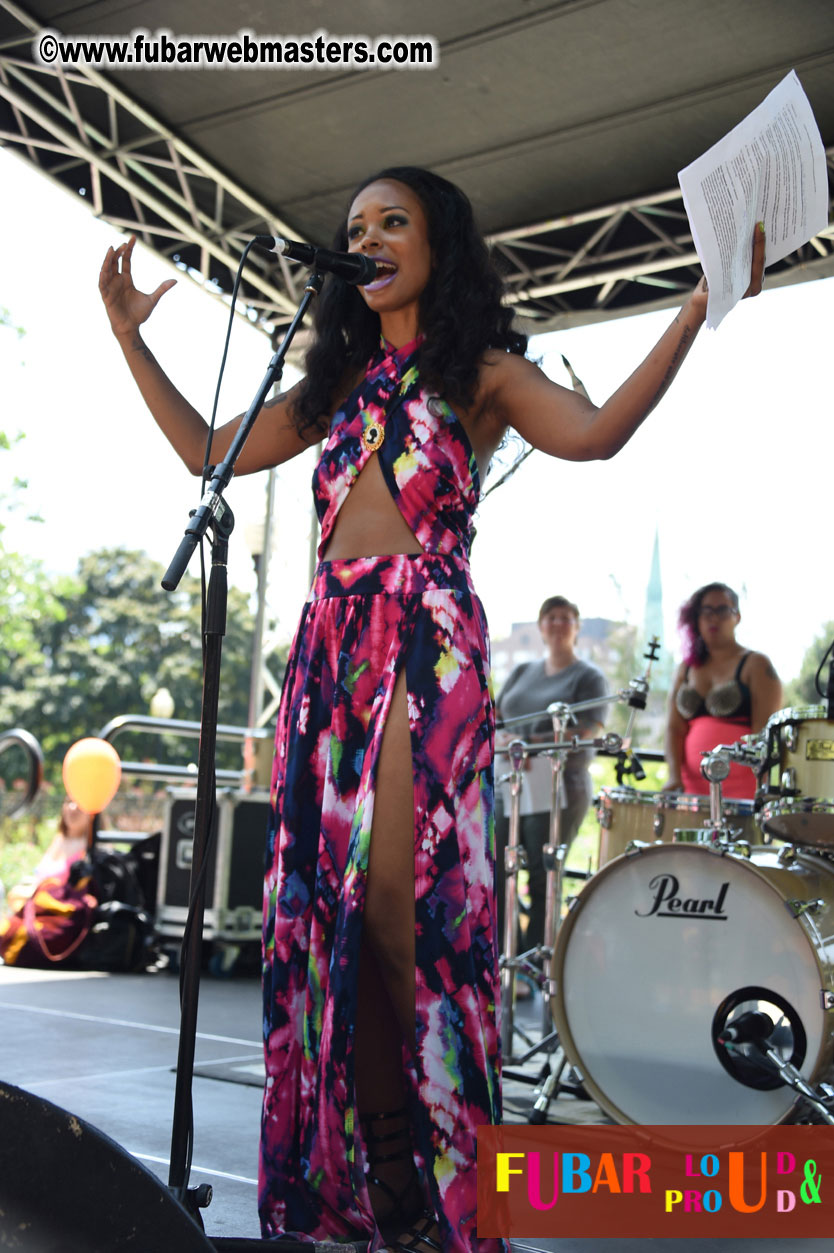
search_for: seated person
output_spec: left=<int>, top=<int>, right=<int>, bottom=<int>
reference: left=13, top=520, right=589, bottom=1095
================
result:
left=6, top=797, right=92, bottom=913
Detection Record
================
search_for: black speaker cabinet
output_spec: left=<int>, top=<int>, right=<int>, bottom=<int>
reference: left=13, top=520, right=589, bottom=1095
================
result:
left=156, top=789, right=270, bottom=945
left=0, top=1081, right=214, bottom=1252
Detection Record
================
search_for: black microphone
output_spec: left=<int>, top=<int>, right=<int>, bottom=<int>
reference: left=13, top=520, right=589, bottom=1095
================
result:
left=254, top=235, right=377, bottom=286
left=720, top=1011, right=775, bottom=1045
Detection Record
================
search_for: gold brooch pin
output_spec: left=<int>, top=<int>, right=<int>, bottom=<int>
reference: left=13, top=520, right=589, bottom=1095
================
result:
left=361, top=421, right=385, bottom=453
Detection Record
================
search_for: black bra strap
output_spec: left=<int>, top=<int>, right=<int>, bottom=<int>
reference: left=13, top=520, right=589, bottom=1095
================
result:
left=734, top=651, right=751, bottom=679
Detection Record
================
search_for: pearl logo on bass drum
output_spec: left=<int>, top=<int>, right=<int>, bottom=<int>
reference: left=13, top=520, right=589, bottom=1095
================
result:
left=636, top=873, right=729, bottom=920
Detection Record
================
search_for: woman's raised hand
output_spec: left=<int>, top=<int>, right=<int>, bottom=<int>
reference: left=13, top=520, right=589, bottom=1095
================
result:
left=689, top=220, right=767, bottom=317
left=99, top=235, right=176, bottom=338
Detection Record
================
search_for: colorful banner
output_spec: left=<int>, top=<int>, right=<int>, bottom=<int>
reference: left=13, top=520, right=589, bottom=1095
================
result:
left=477, top=1124, right=833, bottom=1237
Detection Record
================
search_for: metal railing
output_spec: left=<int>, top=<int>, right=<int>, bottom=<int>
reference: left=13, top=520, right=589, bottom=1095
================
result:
left=0, top=712, right=663, bottom=829
left=0, top=728, right=45, bottom=819
left=96, top=714, right=272, bottom=787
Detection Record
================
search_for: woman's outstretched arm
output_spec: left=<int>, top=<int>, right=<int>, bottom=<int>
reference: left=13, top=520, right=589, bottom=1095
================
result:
left=99, top=235, right=314, bottom=476
left=484, top=225, right=765, bottom=461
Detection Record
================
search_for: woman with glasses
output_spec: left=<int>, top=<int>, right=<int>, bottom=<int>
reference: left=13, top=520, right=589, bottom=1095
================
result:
left=665, top=582, right=782, bottom=797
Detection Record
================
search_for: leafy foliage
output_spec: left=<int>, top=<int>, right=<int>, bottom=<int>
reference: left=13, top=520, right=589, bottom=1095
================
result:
left=784, top=621, right=834, bottom=708
left=0, top=547, right=286, bottom=788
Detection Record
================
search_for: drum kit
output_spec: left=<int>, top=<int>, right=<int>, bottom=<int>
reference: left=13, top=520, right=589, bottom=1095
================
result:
left=495, top=639, right=834, bottom=1131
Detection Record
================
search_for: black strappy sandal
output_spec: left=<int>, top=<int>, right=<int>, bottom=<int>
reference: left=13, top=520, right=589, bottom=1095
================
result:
left=361, top=1107, right=425, bottom=1236
left=387, top=1210, right=443, bottom=1253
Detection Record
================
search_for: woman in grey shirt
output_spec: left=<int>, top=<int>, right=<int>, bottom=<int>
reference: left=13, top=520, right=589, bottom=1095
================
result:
left=495, top=595, right=609, bottom=964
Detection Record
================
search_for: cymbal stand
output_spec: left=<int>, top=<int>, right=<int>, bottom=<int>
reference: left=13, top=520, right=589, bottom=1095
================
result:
left=497, top=734, right=578, bottom=1110
left=526, top=715, right=623, bottom=1123
left=499, top=738, right=533, bottom=1057
left=538, top=697, right=624, bottom=1010
left=538, top=701, right=571, bottom=1038
left=499, top=733, right=622, bottom=1104
left=498, top=728, right=597, bottom=1060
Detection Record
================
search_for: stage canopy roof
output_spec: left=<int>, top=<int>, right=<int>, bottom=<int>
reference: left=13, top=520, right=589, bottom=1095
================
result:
left=1, top=0, right=833, bottom=339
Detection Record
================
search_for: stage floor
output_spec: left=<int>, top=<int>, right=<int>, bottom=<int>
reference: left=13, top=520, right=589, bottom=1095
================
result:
left=0, top=963, right=820, bottom=1251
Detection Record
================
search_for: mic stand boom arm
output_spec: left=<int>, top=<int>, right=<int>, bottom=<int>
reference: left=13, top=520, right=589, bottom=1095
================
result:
left=161, top=273, right=324, bottom=1223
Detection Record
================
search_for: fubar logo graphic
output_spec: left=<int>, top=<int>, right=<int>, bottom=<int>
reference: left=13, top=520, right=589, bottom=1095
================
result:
left=476, top=1125, right=831, bottom=1238
left=635, top=873, right=729, bottom=920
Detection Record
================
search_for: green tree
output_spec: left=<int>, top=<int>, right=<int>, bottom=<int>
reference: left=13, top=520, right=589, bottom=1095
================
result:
left=1, top=307, right=69, bottom=695
left=784, top=622, right=834, bottom=707
left=0, top=547, right=285, bottom=787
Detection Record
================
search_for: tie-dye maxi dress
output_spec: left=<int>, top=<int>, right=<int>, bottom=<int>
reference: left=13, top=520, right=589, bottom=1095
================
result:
left=260, top=336, right=502, bottom=1253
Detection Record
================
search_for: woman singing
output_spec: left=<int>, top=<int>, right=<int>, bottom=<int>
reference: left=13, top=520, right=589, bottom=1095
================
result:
left=99, top=168, right=765, bottom=1253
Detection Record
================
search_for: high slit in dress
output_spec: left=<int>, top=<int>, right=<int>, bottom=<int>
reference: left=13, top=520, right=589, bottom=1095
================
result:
left=260, top=336, right=502, bottom=1253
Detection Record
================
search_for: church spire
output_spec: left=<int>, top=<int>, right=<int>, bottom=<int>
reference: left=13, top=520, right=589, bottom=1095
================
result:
left=643, top=527, right=673, bottom=687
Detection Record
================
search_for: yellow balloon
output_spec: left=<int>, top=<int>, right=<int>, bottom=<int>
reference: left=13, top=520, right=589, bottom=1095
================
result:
left=62, top=738, right=122, bottom=815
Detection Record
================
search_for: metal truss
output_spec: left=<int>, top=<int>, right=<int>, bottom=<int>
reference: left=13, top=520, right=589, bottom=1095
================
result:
left=496, top=172, right=834, bottom=332
left=0, top=0, right=310, bottom=341
left=2, top=0, right=832, bottom=342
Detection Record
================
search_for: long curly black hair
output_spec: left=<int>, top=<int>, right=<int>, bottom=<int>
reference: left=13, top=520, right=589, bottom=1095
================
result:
left=292, top=166, right=527, bottom=437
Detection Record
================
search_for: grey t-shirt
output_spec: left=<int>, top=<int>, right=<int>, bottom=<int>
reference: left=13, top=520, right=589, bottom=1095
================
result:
left=496, top=659, right=610, bottom=813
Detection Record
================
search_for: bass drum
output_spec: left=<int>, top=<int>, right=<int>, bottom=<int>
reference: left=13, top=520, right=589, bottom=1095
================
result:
left=550, top=842, right=834, bottom=1125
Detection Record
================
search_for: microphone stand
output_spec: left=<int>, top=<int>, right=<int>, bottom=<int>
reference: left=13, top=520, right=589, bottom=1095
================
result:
left=162, top=274, right=324, bottom=1226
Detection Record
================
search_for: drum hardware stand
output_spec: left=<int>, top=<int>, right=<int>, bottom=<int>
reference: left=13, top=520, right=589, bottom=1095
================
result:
left=614, top=637, right=659, bottom=786
left=539, top=700, right=572, bottom=1040
left=498, top=724, right=575, bottom=1060
left=699, top=746, right=763, bottom=850
left=720, top=1039, right=834, bottom=1125
left=538, top=707, right=622, bottom=1034
left=497, top=731, right=607, bottom=1055
left=696, top=750, right=736, bottom=846
left=498, top=736, right=575, bottom=1058
left=530, top=716, right=618, bottom=1126
left=499, top=735, right=593, bottom=1106
left=515, top=650, right=662, bottom=1126
left=497, top=653, right=653, bottom=1122
left=498, top=728, right=623, bottom=1056
left=499, top=737, right=530, bottom=1058
left=497, top=721, right=621, bottom=1122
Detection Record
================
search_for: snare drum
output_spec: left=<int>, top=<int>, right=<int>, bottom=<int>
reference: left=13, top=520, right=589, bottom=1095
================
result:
left=550, top=842, right=834, bottom=1125
left=596, top=787, right=758, bottom=866
left=760, top=706, right=834, bottom=847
